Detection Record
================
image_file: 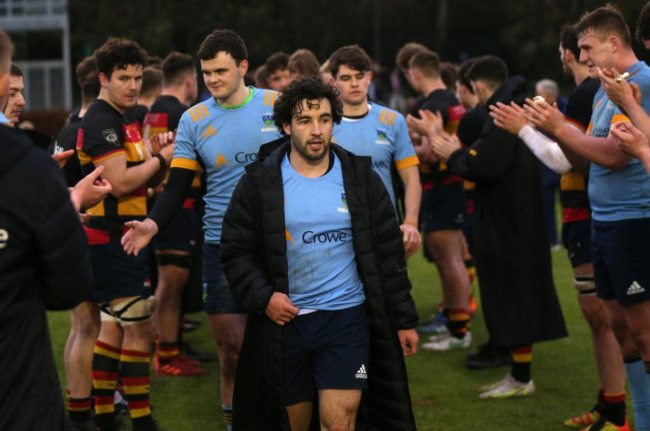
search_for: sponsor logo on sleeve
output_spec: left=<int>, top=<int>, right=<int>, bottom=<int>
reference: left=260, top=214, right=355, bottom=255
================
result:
left=102, top=128, right=120, bottom=147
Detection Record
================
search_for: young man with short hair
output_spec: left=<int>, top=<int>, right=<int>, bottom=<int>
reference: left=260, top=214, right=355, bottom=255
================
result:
left=527, top=5, right=650, bottom=430
left=78, top=37, right=173, bottom=431
left=121, top=29, right=282, bottom=431
left=329, top=44, right=422, bottom=259
left=220, top=75, right=418, bottom=430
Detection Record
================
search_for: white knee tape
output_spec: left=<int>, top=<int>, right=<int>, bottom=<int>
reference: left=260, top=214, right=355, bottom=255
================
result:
left=574, top=277, right=596, bottom=295
left=100, top=296, right=157, bottom=326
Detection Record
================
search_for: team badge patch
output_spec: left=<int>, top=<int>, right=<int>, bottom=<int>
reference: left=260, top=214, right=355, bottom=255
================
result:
left=261, top=112, right=278, bottom=132
left=102, top=128, right=120, bottom=147
left=338, top=192, right=349, bottom=214
left=375, top=128, right=390, bottom=145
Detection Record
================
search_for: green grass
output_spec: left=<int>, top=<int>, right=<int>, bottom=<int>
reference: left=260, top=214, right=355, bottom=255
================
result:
left=48, top=247, right=625, bottom=430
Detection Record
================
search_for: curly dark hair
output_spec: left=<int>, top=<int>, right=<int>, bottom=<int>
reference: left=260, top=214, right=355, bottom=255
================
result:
left=272, top=76, right=343, bottom=135
left=197, top=29, right=247, bottom=64
left=94, top=37, right=146, bottom=79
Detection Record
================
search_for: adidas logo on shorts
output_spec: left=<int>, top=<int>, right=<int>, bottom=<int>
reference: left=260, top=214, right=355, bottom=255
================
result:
left=355, top=364, right=368, bottom=380
left=626, top=280, right=646, bottom=296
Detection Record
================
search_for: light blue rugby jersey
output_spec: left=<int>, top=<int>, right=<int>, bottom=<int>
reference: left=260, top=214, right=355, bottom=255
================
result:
left=331, top=102, right=419, bottom=208
left=171, top=87, right=282, bottom=243
left=282, top=153, right=365, bottom=310
left=588, top=61, right=650, bottom=222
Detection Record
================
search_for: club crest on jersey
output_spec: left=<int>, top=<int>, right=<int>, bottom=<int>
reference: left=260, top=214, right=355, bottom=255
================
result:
left=375, top=128, right=390, bottom=145
left=338, top=192, right=349, bottom=214
left=124, top=124, right=142, bottom=143
left=261, top=113, right=278, bottom=132
left=102, top=128, right=120, bottom=147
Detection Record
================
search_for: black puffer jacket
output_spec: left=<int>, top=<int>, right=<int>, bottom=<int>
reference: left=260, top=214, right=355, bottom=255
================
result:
left=221, top=138, right=418, bottom=430
left=0, top=125, right=91, bottom=431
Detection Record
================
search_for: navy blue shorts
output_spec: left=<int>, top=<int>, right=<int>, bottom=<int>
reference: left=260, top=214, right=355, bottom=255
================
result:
left=153, top=207, right=199, bottom=253
left=89, top=241, right=151, bottom=303
left=421, top=181, right=466, bottom=233
left=562, top=219, right=592, bottom=268
left=282, top=304, right=370, bottom=406
left=592, top=218, right=650, bottom=305
left=202, top=243, right=245, bottom=314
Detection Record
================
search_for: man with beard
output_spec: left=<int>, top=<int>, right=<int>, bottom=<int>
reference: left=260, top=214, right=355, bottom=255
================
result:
left=220, top=76, right=419, bottom=430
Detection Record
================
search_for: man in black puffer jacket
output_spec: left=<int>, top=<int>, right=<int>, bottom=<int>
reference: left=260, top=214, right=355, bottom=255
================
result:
left=220, top=76, right=419, bottom=430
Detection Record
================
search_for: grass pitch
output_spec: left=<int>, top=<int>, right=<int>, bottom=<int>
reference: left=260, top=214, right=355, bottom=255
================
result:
left=48, top=247, right=626, bottom=430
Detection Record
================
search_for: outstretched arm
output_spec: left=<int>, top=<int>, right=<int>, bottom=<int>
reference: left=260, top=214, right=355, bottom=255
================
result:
left=121, top=166, right=195, bottom=256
